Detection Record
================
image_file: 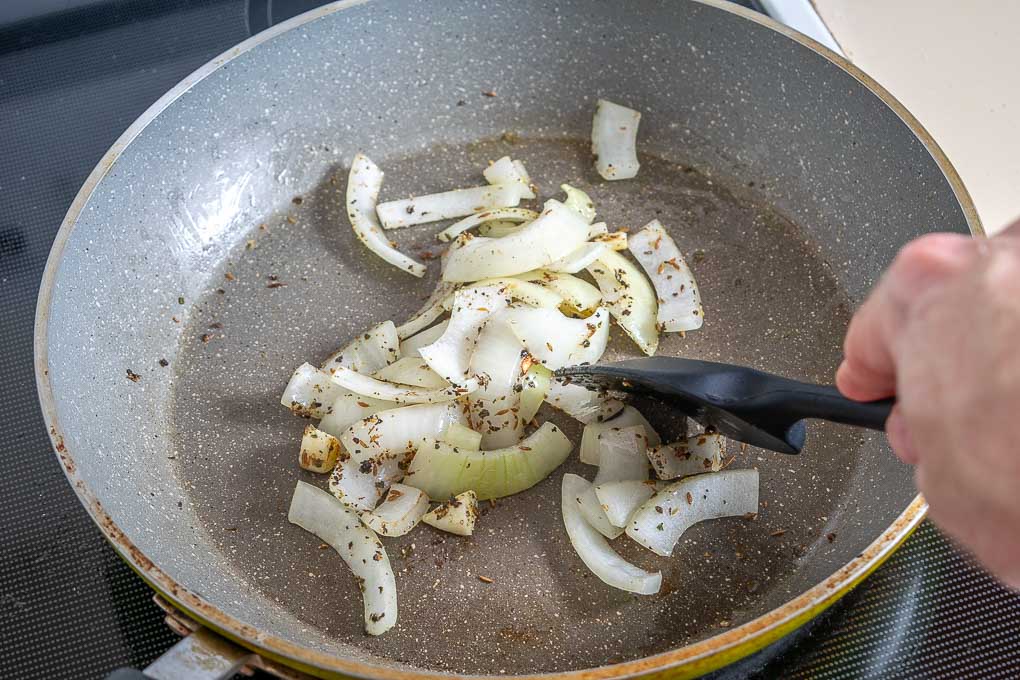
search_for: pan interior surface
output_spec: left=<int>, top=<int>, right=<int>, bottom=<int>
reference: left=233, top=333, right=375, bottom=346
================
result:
left=41, top=0, right=971, bottom=676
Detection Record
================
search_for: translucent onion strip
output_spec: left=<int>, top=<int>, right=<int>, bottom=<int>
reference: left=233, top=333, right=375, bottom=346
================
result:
left=519, top=363, right=552, bottom=422
left=346, top=154, right=426, bottom=277
left=483, top=157, right=537, bottom=200
left=322, top=320, right=400, bottom=376
left=318, top=392, right=392, bottom=439
left=461, top=278, right=563, bottom=309
left=442, top=200, right=590, bottom=283
left=408, top=423, right=572, bottom=500
left=372, top=357, right=449, bottom=389
left=437, top=207, right=539, bottom=243
left=504, top=307, right=610, bottom=370
left=329, top=455, right=386, bottom=512
left=441, top=423, right=482, bottom=450
left=576, top=483, right=624, bottom=539
left=560, top=184, right=596, bottom=223
left=514, top=270, right=603, bottom=317
left=331, top=365, right=478, bottom=404
left=629, top=219, right=704, bottom=332
left=591, top=99, right=641, bottom=181
left=398, top=320, right=449, bottom=358
left=288, top=481, right=397, bottom=635
left=586, top=250, right=659, bottom=355
left=593, top=231, right=628, bottom=251
left=423, top=490, right=479, bottom=536
left=561, top=474, right=661, bottom=595
left=580, top=405, right=661, bottom=465
left=281, top=363, right=348, bottom=419
left=593, top=425, right=651, bottom=485
left=594, top=479, right=666, bottom=527
left=627, top=469, right=760, bottom=556
left=546, top=242, right=609, bottom=274
left=648, top=432, right=724, bottom=480
left=466, top=317, right=526, bottom=448
left=419, top=285, right=509, bottom=386
left=377, top=183, right=522, bottom=230
left=298, top=424, right=342, bottom=473
left=362, top=484, right=430, bottom=537
left=395, top=281, right=458, bottom=340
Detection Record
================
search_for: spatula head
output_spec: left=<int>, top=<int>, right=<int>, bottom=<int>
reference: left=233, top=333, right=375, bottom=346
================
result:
left=556, top=357, right=807, bottom=454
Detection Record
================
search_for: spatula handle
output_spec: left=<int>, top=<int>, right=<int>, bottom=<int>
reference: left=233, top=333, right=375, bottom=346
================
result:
left=777, top=383, right=893, bottom=431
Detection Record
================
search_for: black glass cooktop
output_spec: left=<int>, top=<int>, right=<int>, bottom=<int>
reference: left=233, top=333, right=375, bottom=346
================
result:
left=1, top=2, right=1017, bottom=678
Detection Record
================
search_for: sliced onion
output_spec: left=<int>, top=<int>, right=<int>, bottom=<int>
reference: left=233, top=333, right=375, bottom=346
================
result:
left=519, top=363, right=551, bottom=422
left=514, top=270, right=603, bottom=317
left=466, top=317, right=525, bottom=448
left=593, top=231, right=628, bottom=251
left=503, top=307, right=610, bottom=370
left=579, top=405, right=661, bottom=465
left=478, top=220, right=526, bottom=238
left=341, top=401, right=467, bottom=484
left=483, top=156, right=536, bottom=200
left=594, top=479, right=666, bottom=527
left=546, top=242, right=609, bottom=274
left=377, top=183, right=522, bottom=230
left=346, top=154, right=426, bottom=277
left=576, top=484, right=624, bottom=539
left=372, top=357, right=449, bottom=389
left=587, top=222, right=609, bottom=239
left=322, top=321, right=400, bottom=376
left=298, top=424, right=342, bottom=473
left=442, top=423, right=482, bottom=450
left=591, top=99, right=641, bottom=181
left=281, top=363, right=347, bottom=419
left=362, top=483, right=430, bottom=537
left=419, top=285, right=509, bottom=386
left=626, top=469, right=760, bottom=556
left=560, top=184, right=596, bottom=223
left=561, top=474, right=660, bottom=594
left=395, top=281, right=458, bottom=340
left=586, top=250, right=659, bottom=355
left=329, top=454, right=386, bottom=512
left=318, top=392, right=392, bottom=439
left=463, top=278, right=563, bottom=309
left=288, top=481, right=397, bottom=635
left=593, top=425, right=650, bottom=485
left=422, top=490, right=478, bottom=536
left=398, top=320, right=449, bottom=358
left=408, top=422, right=572, bottom=500
left=547, top=383, right=622, bottom=425
left=648, top=432, right=724, bottom=480
left=330, top=365, right=478, bottom=404
left=628, top=219, right=704, bottom=332
left=437, top=207, right=538, bottom=243
left=442, top=200, right=591, bottom=282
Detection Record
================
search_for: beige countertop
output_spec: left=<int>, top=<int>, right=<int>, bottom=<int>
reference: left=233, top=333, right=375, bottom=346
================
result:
left=814, top=0, right=1019, bottom=235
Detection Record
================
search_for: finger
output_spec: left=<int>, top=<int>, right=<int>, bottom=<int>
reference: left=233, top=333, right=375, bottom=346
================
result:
left=884, top=405, right=919, bottom=465
left=997, top=215, right=1020, bottom=238
left=838, top=234, right=975, bottom=401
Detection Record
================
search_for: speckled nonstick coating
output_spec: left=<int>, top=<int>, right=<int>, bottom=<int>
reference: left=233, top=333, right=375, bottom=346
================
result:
left=37, top=0, right=979, bottom=677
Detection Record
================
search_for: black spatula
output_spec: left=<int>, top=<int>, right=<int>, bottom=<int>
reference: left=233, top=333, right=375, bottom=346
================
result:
left=554, top=357, right=893, bottom=454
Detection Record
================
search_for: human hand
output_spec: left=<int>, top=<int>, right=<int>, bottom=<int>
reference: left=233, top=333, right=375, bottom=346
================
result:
left=837, top=220, right=1020, bottom=588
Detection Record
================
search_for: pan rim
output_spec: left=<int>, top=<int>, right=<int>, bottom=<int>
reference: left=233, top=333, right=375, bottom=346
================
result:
left=33, top=0, right=983, bottom=678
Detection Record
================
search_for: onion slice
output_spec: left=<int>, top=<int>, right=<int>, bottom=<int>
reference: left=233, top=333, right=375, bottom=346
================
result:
left=514, top=270, right=603, bottom=317
left=586, top=250, right=659, bottom=355
left=591, top=99, right=641, bottom=181
left=503, top=307, right=610, bottom=370
left=626, top=469, right=760, bottom=556
left=442, top=200, right=590, bottom=282
left=560, top=184, right=596, bottom=223
left=576, top=484, right=624, bottom=539
left=318, top=392, right=392, bottom=439
left=648, top=432, right=724, bottom=480
left=594, top=479, right=666, bottom=527
left=442, top=423, right=482, bottom=450
left=281, top=363, right=347, bottom=419
left=580, top=405, right=661, bottom=465
left=546, top=242, right=609, bottom=274
left=288, top=481, right=397, bottom=635
left=299, top=424, right=342, bottom=473
left=346, top=154, right=425, bottom=277
left=322, top=321, right=400, bottom=376
left=395, top=280, right=458, bottom=340
left=561, top=474, right=661, bottom=594
left=478, top=220, right=525, bottom=238
left=466, top=317, right=526, bottom=448
left=398, top=320, right=449, bottom=358
left=372, top=357, right=449, bottom=389
left=593, top=425, right=650, bottom=484
left=419, top=285, right=509, bottom=386
left=423, top=490, right=479, bottom=536
left=408, top=422, right=572, bottom=500
left=519, top=363, right=551, bottom=422
left=461, top=278, right=563, bottom=309
left=362, top=484, right=430, bottom=537
left=331, top=365, right=478, bottom=404
left=437, top=207, right=539, bottom=243
left=483, top=157, right=537, bottom=200
left=629, top=219, right=704, bottom=332
left=341, top=401, right=467, bottom=484
left=593, top=231, right=628, bottom=251
left=377, top=183, right=522, bottom=230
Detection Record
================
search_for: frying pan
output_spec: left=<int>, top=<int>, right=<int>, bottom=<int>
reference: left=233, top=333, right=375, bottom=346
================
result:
left=35, top=1, right=981, bottom=678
